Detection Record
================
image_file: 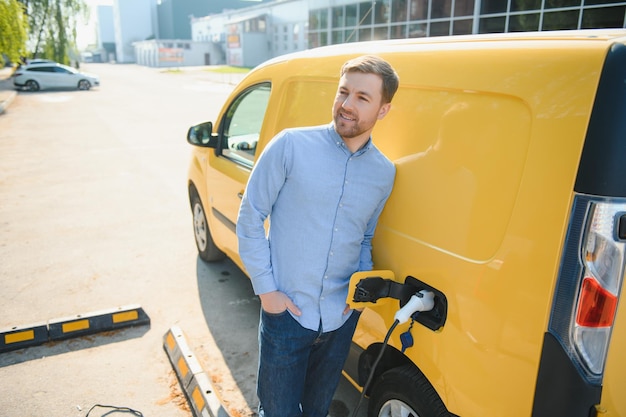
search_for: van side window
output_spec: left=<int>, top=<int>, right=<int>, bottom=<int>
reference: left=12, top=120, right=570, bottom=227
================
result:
left=218, top=82, right=271, bottom=167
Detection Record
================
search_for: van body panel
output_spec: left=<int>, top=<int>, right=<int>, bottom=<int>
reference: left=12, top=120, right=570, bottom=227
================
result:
left=187, top=30, right=626, bottom=417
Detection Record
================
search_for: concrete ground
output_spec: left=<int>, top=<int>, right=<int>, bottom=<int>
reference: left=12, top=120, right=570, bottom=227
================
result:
left=0, top=66, right=17, bottom=115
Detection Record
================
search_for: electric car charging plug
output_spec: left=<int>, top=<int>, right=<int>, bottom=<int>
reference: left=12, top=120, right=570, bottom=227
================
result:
left=349, top=289, right=436, bottom=417
left=394, top=290, right=435, bottom=324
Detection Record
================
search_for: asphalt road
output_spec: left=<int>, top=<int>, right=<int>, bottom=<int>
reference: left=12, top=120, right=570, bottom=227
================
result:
left=0, top=63, right=366, bottom=417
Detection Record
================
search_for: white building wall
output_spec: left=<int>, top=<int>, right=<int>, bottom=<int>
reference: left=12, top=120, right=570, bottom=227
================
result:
left=133, top=40, right=217, bottom=67
left=267, top=0, right=308, bottom=58
left=97, top=5, right=115, bottom=45
left=114, top=0, right=157, bottom=63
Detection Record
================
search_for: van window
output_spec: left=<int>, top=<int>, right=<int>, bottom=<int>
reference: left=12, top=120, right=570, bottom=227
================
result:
left=219, top=82, right=271, bottom=167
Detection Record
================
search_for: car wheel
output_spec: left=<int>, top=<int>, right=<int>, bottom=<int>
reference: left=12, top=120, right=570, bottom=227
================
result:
left=368, top=365, right=449, bottom=417
left=78, top=80, right=91, bottom=90
left=25, top=80, right=40, bottom=92
left=191, top=192, right=226, bottom=262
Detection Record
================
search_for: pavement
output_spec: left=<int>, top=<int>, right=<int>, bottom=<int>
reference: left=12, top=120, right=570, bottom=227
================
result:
left=0, top=66, right=17, bottom=115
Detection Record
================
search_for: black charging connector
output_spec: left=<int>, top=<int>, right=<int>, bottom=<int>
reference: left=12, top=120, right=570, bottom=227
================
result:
left=353, top=275, right=447, bottom=331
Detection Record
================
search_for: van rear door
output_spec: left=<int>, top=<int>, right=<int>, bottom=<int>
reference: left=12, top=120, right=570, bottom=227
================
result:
left=533, top=39, right=626, bottom=417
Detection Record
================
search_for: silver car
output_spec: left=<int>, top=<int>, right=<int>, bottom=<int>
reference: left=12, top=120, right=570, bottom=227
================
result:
left=13, top=62, right=100, bottom=91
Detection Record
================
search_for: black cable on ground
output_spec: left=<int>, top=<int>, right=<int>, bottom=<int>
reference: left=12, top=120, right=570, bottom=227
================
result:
left=85, top=404, right=144, bottom=417
left=349, top=318, right=400, bottom=417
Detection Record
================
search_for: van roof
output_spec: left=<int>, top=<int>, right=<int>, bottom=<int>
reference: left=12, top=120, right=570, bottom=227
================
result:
left=256, top=28, right=626, bottom=70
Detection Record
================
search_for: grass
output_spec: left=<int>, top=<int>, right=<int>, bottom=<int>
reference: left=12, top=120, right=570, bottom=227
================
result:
left=203, top=66, right=251, bottom=74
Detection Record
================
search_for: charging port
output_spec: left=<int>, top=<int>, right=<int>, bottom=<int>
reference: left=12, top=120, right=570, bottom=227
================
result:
left=402, top=276, right=447, bottom=331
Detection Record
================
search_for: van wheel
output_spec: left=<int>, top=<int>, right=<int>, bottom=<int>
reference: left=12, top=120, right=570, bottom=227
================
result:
left=368, top=365, right=449, bottom=417
left=191, top=192, right=226, bottom=262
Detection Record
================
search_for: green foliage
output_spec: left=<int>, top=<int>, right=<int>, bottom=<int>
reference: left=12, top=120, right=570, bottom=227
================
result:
left=0, top=0, right=29, bottom=66
left=21, top=0, right=87, bottom=64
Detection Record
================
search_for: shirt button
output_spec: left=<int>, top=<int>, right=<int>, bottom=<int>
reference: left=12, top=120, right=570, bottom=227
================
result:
left=320, top=296, right=325, bottom=301
left=334, top=228, right=338, bottom=232
left=324, top=275, right=328, bottom=279
left=330, top=251, right=334, bottom=256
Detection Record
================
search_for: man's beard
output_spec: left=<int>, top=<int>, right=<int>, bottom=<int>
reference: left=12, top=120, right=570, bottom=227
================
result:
left=334, top=112, right=362, bottom=139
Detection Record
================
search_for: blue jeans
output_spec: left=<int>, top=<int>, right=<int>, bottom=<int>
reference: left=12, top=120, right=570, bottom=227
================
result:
left=257, top=309, right=360, bottom=417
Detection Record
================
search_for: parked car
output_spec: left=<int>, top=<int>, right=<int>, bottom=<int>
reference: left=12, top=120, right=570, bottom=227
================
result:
left=13, top=62, right=99, bottom=91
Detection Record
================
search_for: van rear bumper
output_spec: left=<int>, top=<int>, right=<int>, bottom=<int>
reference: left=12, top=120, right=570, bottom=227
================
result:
left=532, top=332, right=601, bottom=417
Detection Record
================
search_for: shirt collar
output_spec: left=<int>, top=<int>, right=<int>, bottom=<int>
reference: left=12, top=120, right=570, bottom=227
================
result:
left=328, top=122, right=372, bottom=156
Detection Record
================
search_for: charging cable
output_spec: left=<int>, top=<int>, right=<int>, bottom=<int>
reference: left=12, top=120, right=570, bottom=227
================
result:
left=349, top=290, right=435, bottom=417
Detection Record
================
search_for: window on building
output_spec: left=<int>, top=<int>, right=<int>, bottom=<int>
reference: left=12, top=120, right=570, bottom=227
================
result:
left=452, top=18, right=473, bottom=34
left=309, top=9, right=328, bottom=30
left=582, top=6, right=626, bottom=28
left=455, top=0, right=475, bottom=16
left=332, top=29, right=344, bottom=44
left=309, top=10, right=320, bottom=30
left=481, top=0, right=507, bottom=14
left=431, top=20, right=450, bottom=36
left=542, top=9, right=579, bottom=30
left=333, top=6, right=345, bottom=28
left=409, top=0, right=428, bottom=20
left=320, top=9, right=328, bottom=29
left=585, top=0, right=625, bottom=4
left=545, top=0, right=580, bottom=8
left=511, top=0, right=541, bottom=11
left=432, top=0, right=452, bottom=18
left=375, top=1, right=390, bottom=24
left=345, top=29, right=357, bottom=42
left=360, top=27, right=372, bottom=41
left=509, top=13, right=540, bottom=31
left=346, top=4, right=358, bottom=26
left=391, top=0, right=408, bottom=22
left=408, top=22, right=427, bottom=37
left=360, top=2, right=375, bottom=25
left=391, top=23, right=407, bottom=38
left=374, top=25, right=388, bottom=39
left=479, top=16, right=506, bottom=32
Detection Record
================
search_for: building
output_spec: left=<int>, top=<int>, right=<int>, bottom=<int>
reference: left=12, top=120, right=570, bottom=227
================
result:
left=191, top=0, right=307, bottom=67
left=113, top=0, right=158, bottom=63
left=157, top=0, right=211, bottom=40
left=189, top=0, right=626, bottom=68
left=307, top=0, right=626, bottom=44
left=96, top=5, right=115, bottom=62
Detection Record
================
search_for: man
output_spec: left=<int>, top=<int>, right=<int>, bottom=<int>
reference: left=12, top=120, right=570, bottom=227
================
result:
left=236, top=55, right=399, bottom=417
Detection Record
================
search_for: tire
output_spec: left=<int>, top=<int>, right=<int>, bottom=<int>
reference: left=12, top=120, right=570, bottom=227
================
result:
left=191, top=192, right=226, bottom=262
left=25, top=80, right=40, bottom=91
left=368, top=365, right=449, bottom=417
left=78, top=80, right=91, bottom=90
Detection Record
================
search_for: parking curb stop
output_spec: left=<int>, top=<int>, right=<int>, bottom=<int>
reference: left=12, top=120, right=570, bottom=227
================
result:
left=0, top=304, right=150, bottom=353
left=163, top=326, right=229, bottom=417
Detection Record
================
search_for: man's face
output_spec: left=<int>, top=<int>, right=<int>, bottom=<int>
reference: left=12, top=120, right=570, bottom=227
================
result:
left=332, top=71, right=390, bottom=142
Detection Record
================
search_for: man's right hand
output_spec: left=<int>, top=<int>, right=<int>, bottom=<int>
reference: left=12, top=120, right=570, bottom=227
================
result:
left=259, top=291, right=302, bottom=316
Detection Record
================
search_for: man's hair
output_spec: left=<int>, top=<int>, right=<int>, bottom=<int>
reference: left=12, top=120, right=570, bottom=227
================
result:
left=340, top=55, right=400, bottom=104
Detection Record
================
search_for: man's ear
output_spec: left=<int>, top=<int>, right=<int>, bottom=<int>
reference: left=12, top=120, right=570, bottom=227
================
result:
left=377, top=102, right=391, bottom=120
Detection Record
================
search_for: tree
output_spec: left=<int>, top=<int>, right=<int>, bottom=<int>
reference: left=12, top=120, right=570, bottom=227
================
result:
left=0, top=0, right=29, bottom=66
left=20, top=0, right=88, bottom=65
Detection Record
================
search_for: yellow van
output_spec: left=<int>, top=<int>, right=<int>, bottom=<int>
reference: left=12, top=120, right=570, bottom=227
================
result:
left=186, top=29, right=626, bottom=417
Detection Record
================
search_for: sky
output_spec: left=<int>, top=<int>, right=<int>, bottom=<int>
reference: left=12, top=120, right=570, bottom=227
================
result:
left=76, top=0, right=113, bottom=49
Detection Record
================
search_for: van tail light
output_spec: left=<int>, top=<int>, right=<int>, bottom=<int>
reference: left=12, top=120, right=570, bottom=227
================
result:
left=549, top=196, right=626, bottom=385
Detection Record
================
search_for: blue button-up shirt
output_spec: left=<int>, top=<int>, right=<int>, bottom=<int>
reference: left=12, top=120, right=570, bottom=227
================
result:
left=236, top=123, right=395, bottom=332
